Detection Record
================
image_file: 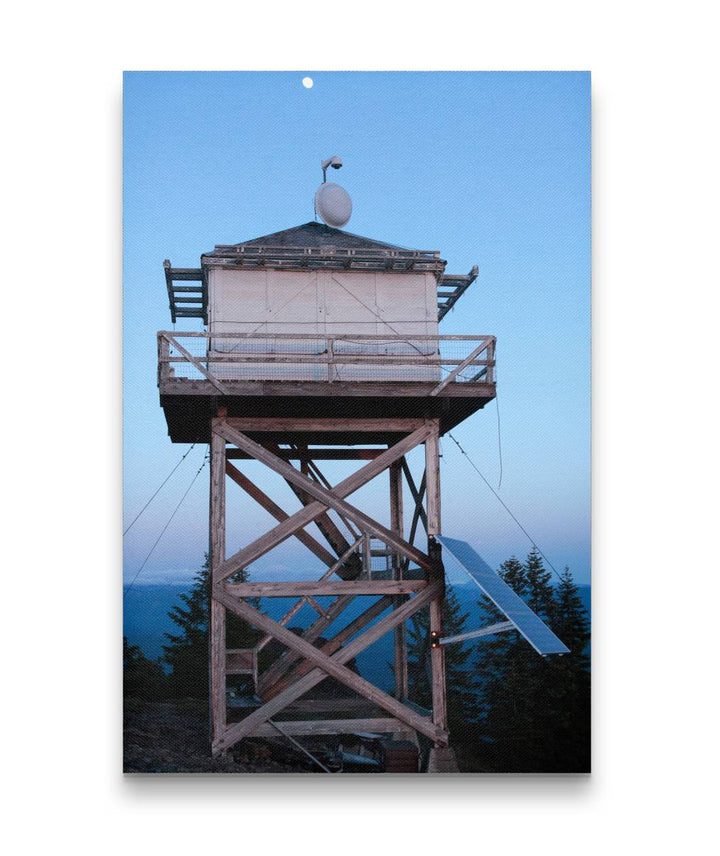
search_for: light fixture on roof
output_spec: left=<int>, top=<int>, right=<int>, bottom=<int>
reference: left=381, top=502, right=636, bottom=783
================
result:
left=316, top=155, right=352, bottom=229
left=321, top=155, right=342, bottom=182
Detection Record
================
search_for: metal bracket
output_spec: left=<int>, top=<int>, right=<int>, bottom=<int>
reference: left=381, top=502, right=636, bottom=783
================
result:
left=439, top=620, right=515, bottom=647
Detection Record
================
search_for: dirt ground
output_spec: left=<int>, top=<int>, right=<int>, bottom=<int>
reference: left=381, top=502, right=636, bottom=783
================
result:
left=123, top=698, right=317, bottom=774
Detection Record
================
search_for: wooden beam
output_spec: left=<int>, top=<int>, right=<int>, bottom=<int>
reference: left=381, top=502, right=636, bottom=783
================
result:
left=429, top=340, right=493, bottom=396
left=256, top=593, right=356, bottom=694
left=225, top=580, right=427, bottom=597
left=285, top=697, right=386, bottom=714
left=251, top=718, right=410, bottom=737
left=213, top=423, right=434, bottom=578
left=390, top=461, right=408, bottom=701
left=401, top=459, right=429, bottom=534
left=212, top=582, right=444, bottom=751
left=212, top=424, right=433, bottom=583
left=262, top=595, right=395, bottom=699
left=427, top=539, right=447, bottom=739
left=225, top=461, right=337, bottom=568
left=255, top=538, right=364, bottom=689
left=163, top=334, right=230, bottom=396
left=268, top=442, right=361, bottom=580
left=215, top=588, right=439, bottom=741
left=424, top=425, right=441, bottom=537
left=304, top=454, right=361, bottom=541
left=222, top=417, right=426, bottom=433
left=264, top=597, right=395, bottom=699
left=209, top=429, right=227, bottom=742
left=226, top=448, right=385, bottom=461
left=425, top=425, right=447, bottom=740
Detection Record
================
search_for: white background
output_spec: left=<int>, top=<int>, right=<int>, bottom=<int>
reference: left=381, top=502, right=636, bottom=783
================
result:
left=2, top=2, right=717, bottom=853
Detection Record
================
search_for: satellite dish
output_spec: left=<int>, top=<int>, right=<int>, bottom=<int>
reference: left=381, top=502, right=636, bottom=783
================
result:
left=315, top=182, right=352, bottom=229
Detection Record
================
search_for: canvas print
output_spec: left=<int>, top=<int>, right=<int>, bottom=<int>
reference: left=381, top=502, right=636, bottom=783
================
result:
left=123, top=71, right=590, bottom=773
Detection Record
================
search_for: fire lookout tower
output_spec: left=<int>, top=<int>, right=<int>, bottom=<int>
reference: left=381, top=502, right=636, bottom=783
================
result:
left=157, top=166, right=502, bottom=767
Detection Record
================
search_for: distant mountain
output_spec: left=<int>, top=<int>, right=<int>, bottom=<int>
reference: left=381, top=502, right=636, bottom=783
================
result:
left=124, top=581, right=591, bottom=689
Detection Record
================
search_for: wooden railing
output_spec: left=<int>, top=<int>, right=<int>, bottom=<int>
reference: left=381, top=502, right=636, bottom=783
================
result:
left=157, top=331, right=495, bottom=393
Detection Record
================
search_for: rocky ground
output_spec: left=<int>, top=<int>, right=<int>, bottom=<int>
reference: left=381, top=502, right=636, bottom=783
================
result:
left=123, top=698, right=317, bottom=773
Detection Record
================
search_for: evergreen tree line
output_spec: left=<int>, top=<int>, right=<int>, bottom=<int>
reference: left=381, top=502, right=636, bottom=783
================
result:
left=124, top=549, right=590, bottom=772
left=123, top=555, right=258, bottom=701
left=406, top=548, right=590, bottom=772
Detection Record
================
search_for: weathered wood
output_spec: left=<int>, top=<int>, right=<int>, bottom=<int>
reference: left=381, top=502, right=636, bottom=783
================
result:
left=222, top=417, right=427, bottom=433
left=424, top=424, right=441, bottom=537
left=214, top=588, right=442, bottom=743
left=304, top=596, right=327, bottom=617
left=426, top=429, right=447, bottom=740
left=262, top=595, right=395, bottom=700
left=429, top=340, right=493, bottom=396
left=225, top=580, right=427, bottom=597
left=160, top=377, right=497, bottom=402
left=428, top=538, right=448, bottom=739
left=256, top=594, right=356, bottom=694
left=267, top=441, right=361, bottom=580
left=212, top=424, right=433, bottom=583
left=209, top=429, right=227, bottom=742
left=213, top=582, right=445, bottom=751
left=285, top=697, right=386, bottom=714
left=163, top=334, right=230, bottom=396
left=213, top=423, right=434, bottom=577
left=390, top=461, right=409, bottom=701
left=225, top=649, right=256, bottom=675
left=225, top=461, right=337, bottom=567
left=161, top=331, right=492, bottom=341
left=304, top=455, right=361, bottom=540
left=254, top=596, right=311, bottom=654
left=252, top=718, right=409, bottom=737
left=226, top=447, right=385, bottom=461
left=429, top=597, right=447, bottom=735
left=401, top=459, right=428, bottom=534
left=255, top=536, right=364, bottom=687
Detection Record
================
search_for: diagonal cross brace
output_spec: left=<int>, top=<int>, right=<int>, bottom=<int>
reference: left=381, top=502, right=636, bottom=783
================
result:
left=212, top=422, right=433, bottom=583
left=163, top=333, right=230, bottom=395
left=212, top=581, right=445, bottom=752
left=262, top=594, right=394, bottom=700
left=225, top=461, right=337, bottom=567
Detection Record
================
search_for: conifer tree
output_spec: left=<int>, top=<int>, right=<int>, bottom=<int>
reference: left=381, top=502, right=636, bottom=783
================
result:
left=162, top=554, right=260, bottom=698
left=524, top=548, right=556, bottom=623
left=543, top=567, right=591, bottom=771
left=476, top=553, right=591, bottom=772
left=475, top=556, right=538, bottom=769
left=123, top=636, right=168, bottom=700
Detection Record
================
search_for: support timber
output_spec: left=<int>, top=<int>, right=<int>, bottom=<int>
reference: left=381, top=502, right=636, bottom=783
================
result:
left=207, top=416, right=450, bottom=758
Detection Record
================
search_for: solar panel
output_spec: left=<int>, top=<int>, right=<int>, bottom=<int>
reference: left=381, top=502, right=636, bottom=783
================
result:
left=436, top=536, right=570, bottom=656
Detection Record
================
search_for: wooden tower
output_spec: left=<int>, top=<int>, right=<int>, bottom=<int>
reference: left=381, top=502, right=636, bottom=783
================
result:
left=158, top=214, right=496, bottom=766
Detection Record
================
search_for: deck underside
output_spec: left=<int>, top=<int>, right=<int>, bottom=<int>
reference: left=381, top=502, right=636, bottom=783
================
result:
left=159, top=379, right=496, bottom=443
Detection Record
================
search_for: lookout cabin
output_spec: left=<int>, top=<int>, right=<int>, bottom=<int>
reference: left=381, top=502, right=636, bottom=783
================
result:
left=158, top=221, right=496, bottom=443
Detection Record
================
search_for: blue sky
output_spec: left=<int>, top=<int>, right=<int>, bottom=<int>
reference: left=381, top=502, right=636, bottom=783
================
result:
left=123, top=71, right=590, bottom=586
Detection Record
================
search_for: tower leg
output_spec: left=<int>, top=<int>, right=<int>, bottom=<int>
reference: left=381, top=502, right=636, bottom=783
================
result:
left=390, top=461, right=408, bottom=701
left=425, top=423, right=447, bottom=737
left=210, top=422, right=227, bottom=745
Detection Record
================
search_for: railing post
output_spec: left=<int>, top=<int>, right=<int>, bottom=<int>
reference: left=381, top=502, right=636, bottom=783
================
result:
left=327, top=337, right=334, bottom=383
left=158, top=333, right=170, bottom=384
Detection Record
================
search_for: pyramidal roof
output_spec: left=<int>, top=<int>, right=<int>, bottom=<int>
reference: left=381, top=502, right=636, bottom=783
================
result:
left=202, top=221, right=447, bottom=275
left=207, top=221, right=433, bottom=254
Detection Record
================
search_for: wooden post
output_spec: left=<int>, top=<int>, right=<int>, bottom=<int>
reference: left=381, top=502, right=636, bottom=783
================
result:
left=209, top=423, right=227, bottom=745
left=390, top=461, right=408, bottom=701
left=424, top=422, right=441, bottom=537
left=425, top=422, right=447, bottom=737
